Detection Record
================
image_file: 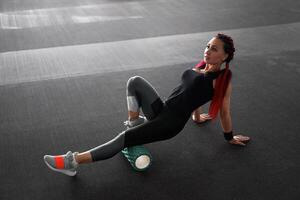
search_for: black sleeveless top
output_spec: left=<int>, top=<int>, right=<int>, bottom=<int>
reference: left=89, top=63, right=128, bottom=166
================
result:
left=164, top=68, right=221, bottom=118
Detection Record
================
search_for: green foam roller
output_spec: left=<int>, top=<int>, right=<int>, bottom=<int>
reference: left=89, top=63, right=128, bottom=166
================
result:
left=122, top=145, right=152, bottom=172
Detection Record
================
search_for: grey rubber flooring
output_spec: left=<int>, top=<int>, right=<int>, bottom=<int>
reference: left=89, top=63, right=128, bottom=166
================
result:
left=1, top=0, right=300, bottom=199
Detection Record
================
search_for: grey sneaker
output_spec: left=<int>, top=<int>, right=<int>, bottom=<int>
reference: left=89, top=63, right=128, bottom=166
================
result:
left=43, top=151, right=78, bottom=176
left=124, top=115, right=147, bottom=128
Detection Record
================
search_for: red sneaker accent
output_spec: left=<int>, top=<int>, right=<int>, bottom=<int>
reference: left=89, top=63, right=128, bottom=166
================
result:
left=55, top=156, right=65, bottom=169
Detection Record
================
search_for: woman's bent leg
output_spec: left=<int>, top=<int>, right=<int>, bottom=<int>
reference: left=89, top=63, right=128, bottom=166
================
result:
left=126, top=76, right=163, bottom=121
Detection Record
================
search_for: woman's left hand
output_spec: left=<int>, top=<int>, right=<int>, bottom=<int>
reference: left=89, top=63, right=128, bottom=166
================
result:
left=229, top=135, right=250, bottom=146
left=192, top=113, right=212, bottom=123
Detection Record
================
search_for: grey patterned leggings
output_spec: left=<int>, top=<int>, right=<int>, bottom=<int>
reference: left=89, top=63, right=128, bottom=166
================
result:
left=126, top=76, right=164, bottom=120
left=90, top=76, right=184, bottom=162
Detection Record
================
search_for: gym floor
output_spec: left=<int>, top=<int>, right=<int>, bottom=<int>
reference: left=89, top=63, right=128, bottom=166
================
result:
left=1, top=0, right=300, bottom=199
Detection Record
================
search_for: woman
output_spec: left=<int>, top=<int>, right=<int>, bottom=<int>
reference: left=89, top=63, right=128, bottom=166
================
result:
left=44, top=33, right=250, bottom=176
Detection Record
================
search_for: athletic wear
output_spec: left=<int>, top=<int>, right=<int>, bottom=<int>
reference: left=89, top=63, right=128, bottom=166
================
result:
left=124, top=106, right=187, bottom=147
left=124, top=69, right=221, bottom=147
left=89, top=116, right=147, bottom=161
left=223, top=131, right=234, bottom=141
left=90, top=69, right=221, bottom=161
left=44, top=68, right=223, bottom=171
left=44, top=151, right=78, bottom=176
left=90, top=132, right=126, bottom=161
left=165, top=69, right=221, bottom=118
left=126, top=76, right=162, bottom=120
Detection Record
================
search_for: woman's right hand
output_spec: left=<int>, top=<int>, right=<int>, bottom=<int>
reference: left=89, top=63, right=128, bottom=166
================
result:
left=192, top=113, right=212, bottom=123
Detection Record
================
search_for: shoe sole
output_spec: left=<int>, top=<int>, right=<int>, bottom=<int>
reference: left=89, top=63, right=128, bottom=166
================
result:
left=43, top=156, right=77, bottom=176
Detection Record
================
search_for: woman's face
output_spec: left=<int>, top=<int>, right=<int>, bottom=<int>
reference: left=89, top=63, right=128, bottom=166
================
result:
left=204, top=37, right=228, bottom=66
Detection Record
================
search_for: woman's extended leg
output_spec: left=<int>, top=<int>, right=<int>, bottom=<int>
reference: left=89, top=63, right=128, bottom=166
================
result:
left=44, top=76, right=164, bottom=175
left=43, top=132, right=126, bottom=176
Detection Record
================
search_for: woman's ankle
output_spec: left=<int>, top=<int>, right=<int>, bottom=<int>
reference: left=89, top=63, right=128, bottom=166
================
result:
left=128, top=111, right=139, bottom=120
left=75, top=152, right=92, bottom=164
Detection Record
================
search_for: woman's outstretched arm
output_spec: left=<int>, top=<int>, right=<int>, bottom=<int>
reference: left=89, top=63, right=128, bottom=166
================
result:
left=220, top=82, right=250, bottom=146
left=219, top=82, right=232, bottom=132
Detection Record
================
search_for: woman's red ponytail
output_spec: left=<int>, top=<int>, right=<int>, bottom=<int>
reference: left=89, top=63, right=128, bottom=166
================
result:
left=208, top=63, right=232, bottom=119
left=195, top=61, right=232, bottom=120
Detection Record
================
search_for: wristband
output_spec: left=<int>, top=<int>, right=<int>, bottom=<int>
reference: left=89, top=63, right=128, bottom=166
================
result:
left=223, top=131, right=233, bottom=141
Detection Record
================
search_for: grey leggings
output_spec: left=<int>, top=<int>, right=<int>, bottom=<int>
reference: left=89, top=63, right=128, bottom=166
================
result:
left=90, top=76, right=167, bottom=161
left=126, top=76, right=163, bottom=120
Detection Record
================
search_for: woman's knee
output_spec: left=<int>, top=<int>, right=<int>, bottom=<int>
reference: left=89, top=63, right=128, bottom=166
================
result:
left=127, top=76, right=144, bottom=95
